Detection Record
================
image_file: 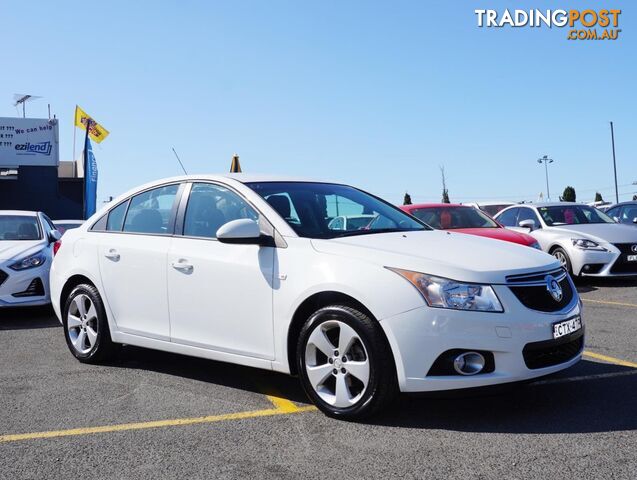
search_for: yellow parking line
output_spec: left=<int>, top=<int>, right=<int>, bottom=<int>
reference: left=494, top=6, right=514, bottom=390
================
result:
left=581, top=298, right=637, bottom=308
left=583, top=350, right=637, bottom=368
left=0, top=398, right=315, bottom=444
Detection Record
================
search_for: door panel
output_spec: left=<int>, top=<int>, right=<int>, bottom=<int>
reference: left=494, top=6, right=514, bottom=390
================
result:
left=98, top=234, right=172, bottom=339
left=167, top=238, right=275, bottom=358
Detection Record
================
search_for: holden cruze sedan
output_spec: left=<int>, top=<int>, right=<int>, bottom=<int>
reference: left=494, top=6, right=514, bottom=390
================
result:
left=1, top=210, right=61, bottom=307
left=399, top=203, right=541, bottom=249
left=495, top=202, right=637, bottom=277
left=50, top=175, right=584, bottom=419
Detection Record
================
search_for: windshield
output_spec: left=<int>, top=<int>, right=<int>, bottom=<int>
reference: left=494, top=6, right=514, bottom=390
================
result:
left=246, top=182, right=428, bottom=239
left=410, top=207, right=499, bottom=229
left=538, top=205, right=615, bottom=226
left=0, top=215, right=42, bottom=240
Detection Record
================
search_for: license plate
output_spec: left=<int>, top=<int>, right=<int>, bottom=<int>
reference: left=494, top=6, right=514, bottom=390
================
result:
left=553, top=316, right=582, bottom=339
left=628, top=255, right=637, bottom=262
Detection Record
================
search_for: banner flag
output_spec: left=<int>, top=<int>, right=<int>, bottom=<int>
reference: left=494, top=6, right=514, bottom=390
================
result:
left=84, top=137, right=98, bottom=219
left=75, top=105, right=110, bottom=143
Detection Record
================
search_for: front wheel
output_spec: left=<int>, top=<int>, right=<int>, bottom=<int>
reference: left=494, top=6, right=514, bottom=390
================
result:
left=552, top=247, right=574, bottom=276
left=297, top=305, right=397, bottom=420
left=63, top=284, right=117, bottom=363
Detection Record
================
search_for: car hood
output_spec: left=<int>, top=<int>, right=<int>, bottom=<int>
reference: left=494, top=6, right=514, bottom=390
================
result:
left=311, top=230, right=559, bottom=284
left=549, top=223, right=637, bottom=244
left=450, top=228, right=536, bottom=246
left=0, top=240, right=46, bottom=261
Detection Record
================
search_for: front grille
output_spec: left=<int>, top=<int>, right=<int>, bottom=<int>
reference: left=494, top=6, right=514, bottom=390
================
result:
left=0, top=269, right=7, bottom=287
left=523, top=329, right=584, bottom=369
left=509, top=274, right=574, bottom=312
left=506, top=267, right=564, bottom=285
left=610, top=243, right=637, bottom=274
left=12, top=278, right=45, bottom=298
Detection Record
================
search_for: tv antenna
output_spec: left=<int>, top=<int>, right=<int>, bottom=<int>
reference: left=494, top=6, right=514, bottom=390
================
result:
left=13, top=94, right=42, bottom=118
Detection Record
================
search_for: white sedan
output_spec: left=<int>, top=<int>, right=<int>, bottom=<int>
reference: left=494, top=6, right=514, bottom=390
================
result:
left=495, top=202, right=637, bottom=277
left=51, top=175, right=583, bottom=419
left=0, top=210, right=61, bottom=307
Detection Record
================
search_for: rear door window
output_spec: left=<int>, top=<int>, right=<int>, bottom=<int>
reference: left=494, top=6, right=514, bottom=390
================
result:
left=106, top=201, right=129, bottom=231
left=123, top=184, right=179, bottom=234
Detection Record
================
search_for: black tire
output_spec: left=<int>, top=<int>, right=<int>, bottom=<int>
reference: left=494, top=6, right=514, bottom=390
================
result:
left=552, top=247, right=574, bottom=276
left=62, top=284, right=117, bottom=363
left=297, top=304, right=398, bottom=420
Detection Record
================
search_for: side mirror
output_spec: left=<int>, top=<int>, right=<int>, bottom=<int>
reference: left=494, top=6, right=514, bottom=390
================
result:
left=633, top=217, right=637, bottom=224
left=48, top=229, right=62, bottom=243
left=216, top=219, right=269, bottom=245
left=518, top=219, right=536, bottom=230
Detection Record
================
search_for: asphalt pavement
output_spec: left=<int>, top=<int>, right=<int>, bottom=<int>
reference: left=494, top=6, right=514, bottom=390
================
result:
left=0, top=278, right=635, bottom=480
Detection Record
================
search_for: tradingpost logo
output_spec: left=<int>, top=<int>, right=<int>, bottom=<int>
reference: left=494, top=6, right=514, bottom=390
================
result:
left=475, top=9, right=622, bottom=40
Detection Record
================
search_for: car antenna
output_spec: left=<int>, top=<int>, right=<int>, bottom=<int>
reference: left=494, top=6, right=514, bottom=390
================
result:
left=171, top=147, right=188, bottom=175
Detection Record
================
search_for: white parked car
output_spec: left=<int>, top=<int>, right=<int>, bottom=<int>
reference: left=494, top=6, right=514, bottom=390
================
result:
left=0, top=210, right=61, bottom=307
left=464, top=201, right=515, bottom=217
left=51, top=176, right=583, bottom=419
left=495, top=202, right=637, bottom=277
left=53, top=219, right=84, bottom=236
left=327, top=214, right=376, bottom=231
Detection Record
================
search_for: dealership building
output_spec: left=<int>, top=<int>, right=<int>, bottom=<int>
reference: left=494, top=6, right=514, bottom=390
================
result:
left=0, top=117, right=84, bottom=220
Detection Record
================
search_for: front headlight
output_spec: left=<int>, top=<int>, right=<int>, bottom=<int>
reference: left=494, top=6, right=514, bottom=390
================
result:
left=387, top=268, right=503, bottom=312
left=9, top=250, right=47, bottom=270
left=571, top=238, right=607, bottom=251
left=530, top=241, right=542, bottom=250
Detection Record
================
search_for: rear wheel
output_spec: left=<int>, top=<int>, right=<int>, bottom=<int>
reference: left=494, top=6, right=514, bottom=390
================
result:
left=297, top=305, right=397, bottom=420
left=63, top=284, right=117, bottom=363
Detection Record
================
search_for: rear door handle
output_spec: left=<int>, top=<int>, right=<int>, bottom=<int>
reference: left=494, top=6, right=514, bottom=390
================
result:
left=171, top=259, right=193, bottom=273
left=104, top=249, right=120, bottom=261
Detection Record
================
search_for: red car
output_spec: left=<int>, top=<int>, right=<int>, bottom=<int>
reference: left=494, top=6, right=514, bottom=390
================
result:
left=399, top=203, right=541, bottom=249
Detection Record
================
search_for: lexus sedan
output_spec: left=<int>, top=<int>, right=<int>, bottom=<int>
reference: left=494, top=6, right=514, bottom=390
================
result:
left=51, top=176, right=583, bottom=419
left=400, top=203, right=540, bottom=249
left=495, top=202, right=637, bottom=277
left=0, top=210, right=61, bottom=307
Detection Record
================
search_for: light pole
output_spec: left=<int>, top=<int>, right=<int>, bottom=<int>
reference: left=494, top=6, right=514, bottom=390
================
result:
left=537, top=155, right=554, bottom=201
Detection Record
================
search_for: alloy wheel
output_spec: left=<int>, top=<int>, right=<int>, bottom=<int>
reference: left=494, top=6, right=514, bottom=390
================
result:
left=67, top=294, right=99, bottom=354
left=304, top=320, right=370, bottom=408
left=554, top=251, right=568, bottom=268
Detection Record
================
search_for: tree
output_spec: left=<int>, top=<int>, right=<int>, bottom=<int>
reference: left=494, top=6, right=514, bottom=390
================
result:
left=403, top=192, right=412, bottom=205
left=440, top=166, right=450, bottom=203
left=594, top=192, right=604, bottom=202
left=561, top=186, right=576, bottom=202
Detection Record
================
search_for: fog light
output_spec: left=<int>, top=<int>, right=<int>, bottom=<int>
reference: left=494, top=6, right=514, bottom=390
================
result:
left=453, top=352, right=486, bottom=375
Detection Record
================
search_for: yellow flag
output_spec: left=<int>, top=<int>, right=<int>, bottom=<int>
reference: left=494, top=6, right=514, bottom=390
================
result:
left=74, top=105, right=110, bottom=143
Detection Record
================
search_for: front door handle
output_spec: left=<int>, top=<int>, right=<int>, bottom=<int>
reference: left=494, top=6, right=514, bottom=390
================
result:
left=171, top=259, right=194, bottom=273
left=104, top=249, right=120, bottom=261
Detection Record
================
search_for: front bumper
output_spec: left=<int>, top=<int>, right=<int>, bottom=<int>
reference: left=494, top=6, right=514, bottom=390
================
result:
left=379, top=285, right=583, bottom=393
left=0, top=264, right=50, bottom=307
left=569, top=244, right=637, bottom=277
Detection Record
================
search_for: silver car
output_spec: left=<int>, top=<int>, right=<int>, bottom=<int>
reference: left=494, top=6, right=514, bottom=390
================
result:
left=495, top=202, right=637, bottom=277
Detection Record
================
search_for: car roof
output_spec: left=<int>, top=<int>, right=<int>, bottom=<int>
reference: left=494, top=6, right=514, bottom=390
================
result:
left=53, top=219, right=84, bottom=223
left=0, top=210, right=39, bottom=216
left=171, top=173, right=328, bottom=184
left=608, top=201, right=637, bottom=207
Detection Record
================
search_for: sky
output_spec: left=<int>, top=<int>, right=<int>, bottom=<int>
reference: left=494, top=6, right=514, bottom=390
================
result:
left=1, top=1, right=635, bottom=205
